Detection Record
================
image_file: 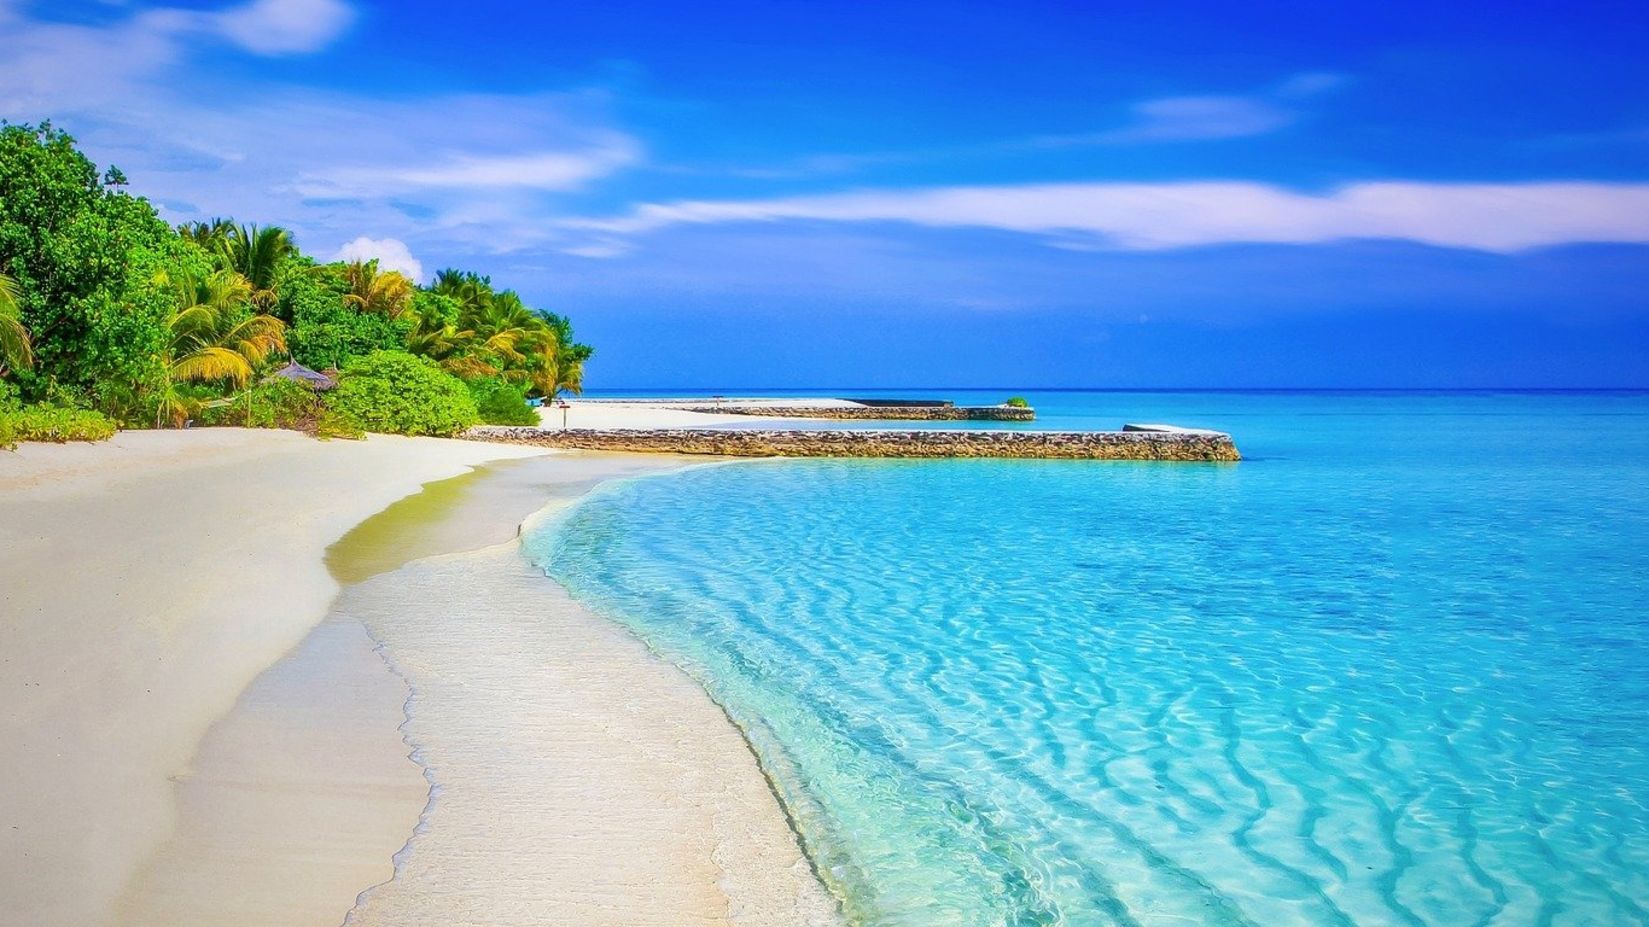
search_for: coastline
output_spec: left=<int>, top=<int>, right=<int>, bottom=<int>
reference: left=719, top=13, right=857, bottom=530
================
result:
left=330, top=453, right=839, bottom=925
left=1, top=431, right=838, bottom=926
left=339, top=532, right=839, bottom=925
left=0, top=429, right=547, bottom=927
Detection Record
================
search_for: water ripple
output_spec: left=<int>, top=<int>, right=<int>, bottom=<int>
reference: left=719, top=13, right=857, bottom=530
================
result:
left=528, top=411, right=1649, bottom=927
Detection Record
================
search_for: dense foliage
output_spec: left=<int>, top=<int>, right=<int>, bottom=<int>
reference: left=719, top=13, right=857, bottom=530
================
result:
left=194, top=377, right=325, bottom=430
left=0, top=406, right=117, bottom=449
left=0, top=121, right=591, bottom=444
left=466, top=376, right=540, bottom=426
left=323, top=351, right=479, bottom=438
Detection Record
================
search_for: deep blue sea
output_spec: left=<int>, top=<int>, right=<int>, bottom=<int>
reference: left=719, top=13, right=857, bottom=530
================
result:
left=527, top=391, right=1649, bottom=926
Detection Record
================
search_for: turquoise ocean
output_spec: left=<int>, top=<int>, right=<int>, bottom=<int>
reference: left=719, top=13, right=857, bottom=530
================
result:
left=525, top=391, right=1649, bottom=926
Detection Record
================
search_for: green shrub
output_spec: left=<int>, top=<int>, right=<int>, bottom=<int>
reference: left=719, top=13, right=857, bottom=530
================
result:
left=324, top=350, right=478, bottom=437
left=1004, top=396, right=1030, bottom=408
left=466, top=376, right=538, bottom=426
left=195, top=377, right=324, bottom=430
left=314, top=408, right=366, bottom=440
left=0, top=405, right=117, bottom=449
left=0, top=380, right=19, bottom=414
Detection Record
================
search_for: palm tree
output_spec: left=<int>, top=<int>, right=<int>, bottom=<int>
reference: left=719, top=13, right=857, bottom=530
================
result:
left=465, top=291, right=539, bottom=362
left=343, top=260, right=414, bottom=319
left=406, top=316, right=478, bottom=369
left=217, top=224, right=295, bottom=309
left=420, top=270, right=588, bottom=397
left=0, top=271, right=32, bottom=377
left=432, top=268, right=493, bottom=315
left=177, top=218, right=237, bottom=251
left=156, top=269, right=287, bottom=426
left=542, top=312, right=590, bottom=398
left=461, top=291, right=563, bottom=395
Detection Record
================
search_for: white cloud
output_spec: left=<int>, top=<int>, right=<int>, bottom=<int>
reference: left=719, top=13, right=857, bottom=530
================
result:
left=299, top=138, right=640, bottom=197
left=212, top=0, right=356, bottom=55
left=1016, top=70, right=1346, bottom=148
left=334, top=236, right=423, bottom=281
left=0, top=1, right=641, bottom=261
left=0, top=0, right=352, bottom=86
left=1276, top=71, right=1348, bottom=98
left=1055, top=95, right=1294, bottom=145
left=569, top=181, right=1649, bottom=253
left=560, top=240, right=631, bottom=259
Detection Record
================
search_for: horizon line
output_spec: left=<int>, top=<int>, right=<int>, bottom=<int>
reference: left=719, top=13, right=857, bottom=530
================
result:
left=581, top=386, right=1649, bottom=394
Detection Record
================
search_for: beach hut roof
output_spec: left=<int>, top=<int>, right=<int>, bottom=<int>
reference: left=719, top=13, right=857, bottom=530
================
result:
left=268, top=361, right=338, bottom=391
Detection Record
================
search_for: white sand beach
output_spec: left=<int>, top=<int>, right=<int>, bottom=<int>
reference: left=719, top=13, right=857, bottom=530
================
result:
left=0, top=430, right=836, bottom=927
left=0, top=429, right=544, bottom=926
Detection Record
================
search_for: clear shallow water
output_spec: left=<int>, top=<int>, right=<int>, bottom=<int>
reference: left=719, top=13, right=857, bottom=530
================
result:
left=528, top=392, right=1649, bottom=926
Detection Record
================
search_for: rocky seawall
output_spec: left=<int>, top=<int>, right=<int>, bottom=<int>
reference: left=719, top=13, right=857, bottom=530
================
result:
left=681, top=405, right=1037, bottom=422
left=466, top=427, right=1241, bottom=461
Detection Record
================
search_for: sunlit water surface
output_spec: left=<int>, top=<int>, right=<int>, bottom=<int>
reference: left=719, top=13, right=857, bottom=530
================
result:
left=527, top=391, right=1649, bottom=926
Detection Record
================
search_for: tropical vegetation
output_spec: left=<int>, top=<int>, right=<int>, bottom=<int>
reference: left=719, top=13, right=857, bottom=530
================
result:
left=0, top=121, right=591, bottom=445
left=0, top=405, right=117, bottom=449
left=321, top=350, right=479, bottom=438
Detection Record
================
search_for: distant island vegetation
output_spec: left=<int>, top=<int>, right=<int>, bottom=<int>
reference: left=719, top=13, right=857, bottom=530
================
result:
left=0, top=122, right=590, bottom=447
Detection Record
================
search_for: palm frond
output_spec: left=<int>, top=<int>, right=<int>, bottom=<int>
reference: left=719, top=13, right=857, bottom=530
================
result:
left=0, top=272, right=21, bottom=316
left=171, top=346, right=253, bottom=386
left=0, top=318, right=32, bottom=372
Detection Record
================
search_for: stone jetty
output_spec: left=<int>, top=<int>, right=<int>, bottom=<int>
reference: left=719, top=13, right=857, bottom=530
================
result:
left=465, top=426, right=1241, bottom=461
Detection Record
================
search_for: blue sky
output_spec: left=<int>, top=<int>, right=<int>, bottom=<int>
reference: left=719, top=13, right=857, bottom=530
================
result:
left=3, top=0, right=1648, bottom=387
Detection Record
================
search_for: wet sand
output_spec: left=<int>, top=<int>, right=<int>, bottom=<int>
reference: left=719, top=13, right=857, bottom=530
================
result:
left=340, top=540, right=839, bottom=926
left=100, top=449, right=839, bottom=926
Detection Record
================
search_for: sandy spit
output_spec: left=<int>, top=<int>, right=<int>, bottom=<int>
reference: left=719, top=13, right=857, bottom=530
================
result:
left=0, top=428, right=545, bottom=927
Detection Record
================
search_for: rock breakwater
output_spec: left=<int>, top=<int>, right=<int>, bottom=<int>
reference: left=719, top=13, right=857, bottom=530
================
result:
left=466, top=427, right=1240, bottom=461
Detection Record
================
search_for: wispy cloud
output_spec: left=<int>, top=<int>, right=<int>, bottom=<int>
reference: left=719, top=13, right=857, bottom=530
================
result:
left=0, top=0, right=641, bottom=259
left=297, top=138, right=641, bottom=197
left=726, top=71, right=1346, bottom=180
left=0, top=0, right=354, bottom=112
left=1018, top=95, right=1293, bottom=148
left=567, top=180, right=1649, bottom=253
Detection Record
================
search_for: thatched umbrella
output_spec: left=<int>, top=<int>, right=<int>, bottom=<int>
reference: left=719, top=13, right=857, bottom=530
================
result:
left=267, top=361, right=337, bottom=391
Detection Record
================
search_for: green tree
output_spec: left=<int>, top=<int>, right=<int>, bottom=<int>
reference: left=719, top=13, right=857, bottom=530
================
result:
left=1, top=125, right=598, bottom=428
left=221, top=224, right=295, bottom=309
left=179, top=221, right=295, bottom=309
left=156, top=268, right=287, bottom=425
left=421, top=269, right=591, bottom=398
left=325, top=350, right=478, bottom=437
left=405, top=290, right=480, bottom=376
left=343, top=259, right=414, bottom=319
left=0, top=122, right=178, bottom=406
left=466, top=375, right=538, bottom=425
left=286, top=261, right=410, bottom=370
left=431, top=268, right=494, bottom=315
left=541, top=311, right=592, bottom=398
